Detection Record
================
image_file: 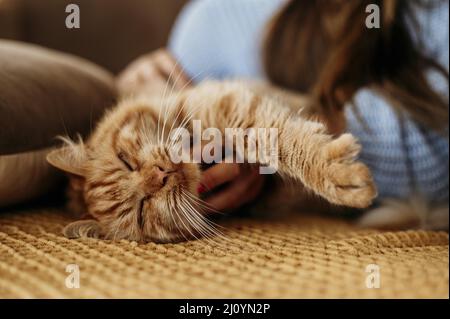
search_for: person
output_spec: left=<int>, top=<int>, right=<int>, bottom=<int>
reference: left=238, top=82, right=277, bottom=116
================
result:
left=118, top=0, right=449, bottom=213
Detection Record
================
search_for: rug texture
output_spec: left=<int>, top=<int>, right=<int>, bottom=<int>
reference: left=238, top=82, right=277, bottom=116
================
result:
left=0, top=208, right=448, bottom=298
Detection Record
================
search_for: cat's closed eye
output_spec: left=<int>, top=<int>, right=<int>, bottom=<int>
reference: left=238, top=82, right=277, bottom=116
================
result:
left=118, top=152, right=135, bottom=171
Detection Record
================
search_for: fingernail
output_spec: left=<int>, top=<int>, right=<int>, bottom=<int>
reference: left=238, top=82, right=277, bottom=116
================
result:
left=197, top=184, right=206, bottom=194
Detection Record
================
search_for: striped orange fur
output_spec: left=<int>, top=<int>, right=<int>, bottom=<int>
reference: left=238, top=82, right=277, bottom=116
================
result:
left=47, top=80, right=377, bottom=243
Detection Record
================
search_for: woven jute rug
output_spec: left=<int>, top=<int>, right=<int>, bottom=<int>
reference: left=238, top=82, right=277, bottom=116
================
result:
left=0, top=208, right=448, bottom=298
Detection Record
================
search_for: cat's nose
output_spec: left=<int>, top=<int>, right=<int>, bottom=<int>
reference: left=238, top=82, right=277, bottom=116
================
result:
left=142, top=165, right=172, bottom=193
left=154, top=165, right=169, bottom=186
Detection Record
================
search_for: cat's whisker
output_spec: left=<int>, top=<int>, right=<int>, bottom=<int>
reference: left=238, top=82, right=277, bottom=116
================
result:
left=167, top=191, right=190, bottom=242
left=157, top=63, right=178, bottom=146
left=166, top=70, right=206, bottom=147
left=162, top=61, right=210, bottom=147
left=176, top=190, right=219, bottom=241
left=169, top=86, right=213, bottom=141
left=170, top=201, right=196, bottom=242
left=181, top=211, right=224, bottom=248
left=180, top=199, right=214, bottom=234
left=181, top=189, right=224, bottom=215
left=168, top=99, right=206, bottom=149
left=181, top=198, right=224, bottom=238
left=185, top=206, right=228, bottom=243
left=157, top=64, right=176, bottom=141
left=178, top=203, right=209, bottom=244
left=57, top=110, right=70, bottom=140
left=162, top=50, right=228, bottom=146
left=170, top=190, right=204, bottom=243
left=160, top=60, right=185, bottom=146
left=168, top=60, right=225, bottom=147
left=162, top=70, right=185, bottom=136
left=180, top=201, right=233, bottom=250
left=166, top=95, right=198, bottom=149
left=183, top=196, right=221, bottom=217
left=179, top=189, right=245, bottom=250
left=179, top=194, right=233, bottom=248
left=178, top=206, right=214, bottom=246
left=167, top=197, right=183, bottom=238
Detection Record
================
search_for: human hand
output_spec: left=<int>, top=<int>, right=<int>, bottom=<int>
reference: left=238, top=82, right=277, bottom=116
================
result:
left=198, top=163, right=265, bottom=212
left=117, top=48, right=190, bottom=95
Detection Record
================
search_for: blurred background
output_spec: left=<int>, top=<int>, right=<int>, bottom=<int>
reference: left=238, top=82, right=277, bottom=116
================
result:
left=0, top=0, right=187, bottom=207
left=0, top=0, right=187, bottom=73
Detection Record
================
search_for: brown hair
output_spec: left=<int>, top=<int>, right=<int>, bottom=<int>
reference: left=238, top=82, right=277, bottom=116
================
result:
left=263, top=0, right=449, bottom=131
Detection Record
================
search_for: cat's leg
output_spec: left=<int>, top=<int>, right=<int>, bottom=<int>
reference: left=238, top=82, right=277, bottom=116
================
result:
left=275, top=120, right=377, bottom=208
left=184, top=81, right=377, bottom=208
left=63, top=219, right=104, bottom=239
left=238, top=111, right=376, bottom=208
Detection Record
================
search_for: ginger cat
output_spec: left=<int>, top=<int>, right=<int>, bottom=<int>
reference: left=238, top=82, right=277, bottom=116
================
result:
left=47, top=80, right=377, bottom=243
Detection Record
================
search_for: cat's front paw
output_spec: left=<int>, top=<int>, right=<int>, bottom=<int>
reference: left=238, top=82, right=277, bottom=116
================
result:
left=63, top=219, right=103, bottom=239
left=320, top=133, right=377, bottom=208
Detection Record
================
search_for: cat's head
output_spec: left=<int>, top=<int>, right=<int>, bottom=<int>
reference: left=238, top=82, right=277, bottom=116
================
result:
left=47, top=102, right=207, bottom=243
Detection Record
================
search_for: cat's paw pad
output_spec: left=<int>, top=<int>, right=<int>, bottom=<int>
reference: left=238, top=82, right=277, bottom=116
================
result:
left=322, top=134, right=377, bottom=208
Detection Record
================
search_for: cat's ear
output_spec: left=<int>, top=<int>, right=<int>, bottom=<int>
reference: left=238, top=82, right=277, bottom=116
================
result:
left=63, top=219, right=103, bottom=239
left=46, top=144, right=87, bottom=176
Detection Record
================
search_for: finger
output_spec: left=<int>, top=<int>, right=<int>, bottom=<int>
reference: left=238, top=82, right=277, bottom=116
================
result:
left=128, top=53, right=186, bottom=91
left=226, top=170, right=264, bottom=210
left=205, top=169, right=264, bottom=211
left=118, top=60, right=158, bottom=88
left=118, top=67, right=167, bottom=96
left=118, top=51, right=167, bottom=84
left=205, top=170, right=263, bottom=211
left=136, top=61, right=161, bottom=83
left=244, top=170, right=265, bottom=202
left=117, top=49, right=190, bottom=94
left=199, top=163, right=240, bottom=192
